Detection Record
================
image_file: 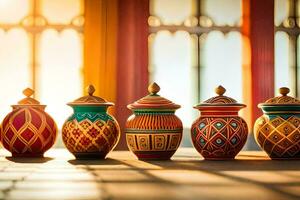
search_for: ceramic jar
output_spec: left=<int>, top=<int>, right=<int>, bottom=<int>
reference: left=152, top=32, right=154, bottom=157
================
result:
left=1, top=88, right=57, bottom=157
left=126, top=83, right=183, bottom=160
left=191, top=86, right=248, bottom=160
left=254, top=87, right=300, bottom=159
left=62, top=85, right=120, bottom=159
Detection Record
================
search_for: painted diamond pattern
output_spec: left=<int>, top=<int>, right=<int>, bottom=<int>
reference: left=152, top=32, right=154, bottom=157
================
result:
left=268, top=131, right=284, bottom=143
left=199, top=136, right=206, bottom=147
left=62, top=118, right=120, bottom=155
left=255, top=115, right=300, bottom=158
left=199, top=122, right=206, bottom=130
left=277, top=139, right=293, bottom=149
left=271, top=118, right=284, bottom=128
left=1, top=107, right=57, bottom=155
left=214, top=122, right=224, bottom=130
left=192, top=117, right=248, bottom=159
left=213, top=137, right=225, bottom=147
left=289, top=116, right=300, bottom=128
left=230, top=136, right=239, bottom=145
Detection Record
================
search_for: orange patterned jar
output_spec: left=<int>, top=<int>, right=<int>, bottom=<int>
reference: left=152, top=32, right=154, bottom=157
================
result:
left=126, top=83, right=183, bottom=160
left=254, top=87, right=300, bottom=159
left=1, top=88, right=57, bottom=157
left=62, top=85, right=120, bottom=159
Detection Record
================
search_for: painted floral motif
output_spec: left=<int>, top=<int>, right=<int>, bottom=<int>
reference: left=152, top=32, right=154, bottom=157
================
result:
left=62, top=116, right=120, bottom=158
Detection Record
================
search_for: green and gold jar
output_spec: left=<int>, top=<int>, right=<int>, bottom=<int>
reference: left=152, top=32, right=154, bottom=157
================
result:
left=62, top=85, right=120, bottom=159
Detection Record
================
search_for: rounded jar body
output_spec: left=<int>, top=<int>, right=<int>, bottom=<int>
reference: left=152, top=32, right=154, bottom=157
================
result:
left=62, top=106, right=120, bottom=159
left=254, top=107, right=300, bottom=159
left=126, top=110, right=183, bottom=160
left=191, top=108, right=248, bottom=160
left=1, top=106, right=57, bottom=157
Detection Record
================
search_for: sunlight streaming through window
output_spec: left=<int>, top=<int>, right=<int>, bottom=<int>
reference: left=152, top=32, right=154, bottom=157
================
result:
left=150, top=0, right=196, bottom=25
left=150, top=31, right=198, bottom=127
left=275, top=0, right=289, bottom=26
left=0, top=0, right=31, bottom=24
left=201, top=0, right=242, bottom=26
left=274, top=31, right=295, bottom=96
left=0, top=28, right=31, bottom=119
left=0, top=0, right=84, bottom=137
left=36, top=29, right=83, bottom=128
left=39, top=0, right=83, bottom=24
left=200, top=31, right=243, bottom=102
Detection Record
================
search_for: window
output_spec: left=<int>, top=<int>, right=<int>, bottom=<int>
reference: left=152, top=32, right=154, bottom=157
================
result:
left=275, top=0, right=300, bottom=97
left=0, top=0, right=84, bottom=129
left=149, top=0, right=243, bottom=146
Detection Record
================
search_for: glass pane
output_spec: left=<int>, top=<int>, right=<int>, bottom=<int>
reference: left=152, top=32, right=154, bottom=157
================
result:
left=149, top=31, right=198, bottom=128
left=275, top=32, right=296, bottom=96
left=150, top=0, right=196, bottom=25
left=37, top=29, right=83, bottom=130
left=297, top=1, right=300, bottom=27
left=200, top=31, right=242, bottom=102
left=275, top=0, right=289, bottom=26
left=0, top=28, right=31, bottom=121
left=201, top=0, right=242, bottom=26
left=39, top=0, right=83, bottom=24
left=0, top=0, right=31, bottom=24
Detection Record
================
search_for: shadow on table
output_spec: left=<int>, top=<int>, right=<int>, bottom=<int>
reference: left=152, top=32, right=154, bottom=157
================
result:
left=67, top=153, right=300, bottom=200
left=115, top=158, right=300, bottom=200
left=68, top=157, right=123, bottom=166
left=141, top=158, right=300, bottom=171
left=6, top=156, right=53, bottom=163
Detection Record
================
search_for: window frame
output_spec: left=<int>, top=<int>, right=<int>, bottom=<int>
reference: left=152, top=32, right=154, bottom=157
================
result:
left=148, top=0, right=242, bottom=102
left=275, top=0, right=299, bottom=97
left=0, top=0, right=84, bottom=96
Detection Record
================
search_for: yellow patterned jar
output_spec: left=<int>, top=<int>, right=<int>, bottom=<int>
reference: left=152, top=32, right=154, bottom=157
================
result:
left=254, top=87, right=300, bottom=159
left=62, top=85, right=120, bottom=159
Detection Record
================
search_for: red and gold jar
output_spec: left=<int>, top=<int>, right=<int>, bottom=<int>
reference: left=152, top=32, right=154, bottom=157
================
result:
left=254, top=87, right=300, bottom=159
left=191, top=86, right=248, bottom=160
left=62, top=85, right=120, bottom=159
left=126, top=83, right=183, bottom=160
left=1, top=88, right=57, bottom=157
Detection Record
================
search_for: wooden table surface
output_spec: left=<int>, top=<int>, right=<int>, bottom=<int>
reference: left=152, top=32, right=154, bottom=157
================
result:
left=0, top=148, right=298, bottom=200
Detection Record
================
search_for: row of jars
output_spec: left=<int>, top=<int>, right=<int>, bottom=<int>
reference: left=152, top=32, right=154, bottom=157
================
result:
left=0, top=83, right=299, bottom=160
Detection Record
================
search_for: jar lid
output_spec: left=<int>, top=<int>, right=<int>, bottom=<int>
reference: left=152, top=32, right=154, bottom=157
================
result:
left=12, top=88, right=45, bottom=108
left=127, top=82, right=180, bottom=110
left=259, top=87, right=300, bottom=107
left=67, top=85, right=114, bottom=106
left=194, top=85, right=245, bottom=108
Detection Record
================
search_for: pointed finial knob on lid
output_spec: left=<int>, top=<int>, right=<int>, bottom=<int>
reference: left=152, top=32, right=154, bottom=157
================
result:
left=23, top=88, right=34, bottom=97
left=148, top=82, right=160, bottom=95
left=215, top=85, right=226, bottom=96
left=87, top=85, right=95, bottom=96
left=279, top=87, right=290, bottom=96
left=18, top=88, right=40, bottom=105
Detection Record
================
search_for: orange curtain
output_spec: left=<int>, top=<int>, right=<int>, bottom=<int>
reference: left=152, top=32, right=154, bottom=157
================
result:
left=83, top=0, right=118, bottom=113
left=84, top=0, right=149, bottom=149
